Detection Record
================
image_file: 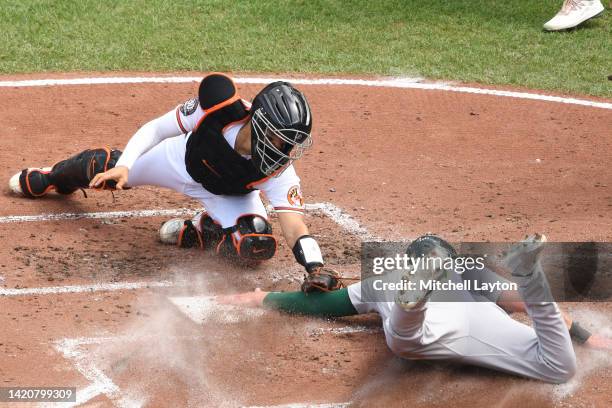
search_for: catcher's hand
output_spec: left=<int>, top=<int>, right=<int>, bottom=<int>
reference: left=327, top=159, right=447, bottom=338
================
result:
left=90, top=165, right=129, bottom=190
left=301, top=266, right=344, bottom=293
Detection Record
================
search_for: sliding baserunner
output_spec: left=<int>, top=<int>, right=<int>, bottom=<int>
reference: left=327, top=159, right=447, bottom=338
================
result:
left=219, top=234, right=611, bottom=383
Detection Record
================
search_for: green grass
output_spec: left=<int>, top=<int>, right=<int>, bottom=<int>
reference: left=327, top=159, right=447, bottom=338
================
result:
left=0, top=0, right=610, bottom=96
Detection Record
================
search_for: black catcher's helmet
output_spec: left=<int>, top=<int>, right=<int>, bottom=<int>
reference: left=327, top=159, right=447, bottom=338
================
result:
left=250, top=81, right=312, bottom=176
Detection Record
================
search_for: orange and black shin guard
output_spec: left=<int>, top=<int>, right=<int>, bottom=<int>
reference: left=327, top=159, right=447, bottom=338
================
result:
left=51, top=147, right=122, bottom=194
left=19, top=148, right=122, bottom=198
left=18, top=168, right=55, bottom=198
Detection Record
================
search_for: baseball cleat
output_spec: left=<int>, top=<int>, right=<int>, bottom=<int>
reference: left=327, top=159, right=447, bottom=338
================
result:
left=500, top=234, right=548, bottom=277
left=543, top=0, right=604, bottom=31
left=395, top=266, right=435, bottom=311
left=9, top=167, right=54, bottom=198
left=159, top=218, right=203, bottom=248
left=395, top=238, right=452, bottom=311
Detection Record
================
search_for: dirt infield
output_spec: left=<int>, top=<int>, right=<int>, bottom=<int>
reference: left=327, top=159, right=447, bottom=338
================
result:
left=0, top=75, right=610, bottom=407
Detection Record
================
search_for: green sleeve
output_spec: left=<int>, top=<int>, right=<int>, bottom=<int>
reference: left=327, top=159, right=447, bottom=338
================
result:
left=263, top=288, right=358, bottom=317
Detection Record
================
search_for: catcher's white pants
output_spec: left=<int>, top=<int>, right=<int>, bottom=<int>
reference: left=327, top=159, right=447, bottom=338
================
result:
left=126, top=134, right=267, bottom=228
left=385, top=264, right=577, bottom=384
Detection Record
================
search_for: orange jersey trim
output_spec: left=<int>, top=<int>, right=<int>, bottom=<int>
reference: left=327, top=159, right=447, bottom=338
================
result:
left=194, top=94, right=241, bottom=131
left=176, top=108, right=187, bottom=133
left=201, top=160, right=221, bottom=178
left=245, top=166, right=285, bottom=189
left=194, top=73, right=241, bottom=131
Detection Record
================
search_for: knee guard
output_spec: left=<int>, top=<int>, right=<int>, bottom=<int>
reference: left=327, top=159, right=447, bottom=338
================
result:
left=217, top=215, right=277, bottom=261
left=162, top=214, right=276, bottom=261
left=18, top=147, right=122, bottom=197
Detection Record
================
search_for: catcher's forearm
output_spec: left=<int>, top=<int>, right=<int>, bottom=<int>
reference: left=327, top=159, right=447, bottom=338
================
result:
left=263, top=288, right=358, bottom=317
left=278, top=211, right=310, bottom=249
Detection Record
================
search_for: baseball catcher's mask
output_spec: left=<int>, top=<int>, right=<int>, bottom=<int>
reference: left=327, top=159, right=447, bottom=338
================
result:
left=250, top=81, right=313, bottom=176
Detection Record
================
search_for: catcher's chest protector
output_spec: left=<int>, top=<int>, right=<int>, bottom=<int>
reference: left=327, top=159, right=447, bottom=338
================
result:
left=185, top=74, right=268, bottom=196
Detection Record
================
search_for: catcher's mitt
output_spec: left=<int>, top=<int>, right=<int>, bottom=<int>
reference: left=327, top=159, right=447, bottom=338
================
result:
left=301, top=266, right=344, bottom=293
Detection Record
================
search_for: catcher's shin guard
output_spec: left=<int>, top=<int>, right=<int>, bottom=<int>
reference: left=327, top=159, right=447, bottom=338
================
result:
left=51, top=147, right=122, bottom=194
left=12, top=148, right=122, bottom=198
left=217, top=215, right=277, bottom=261
left=10, top=167, right=53, bottom=197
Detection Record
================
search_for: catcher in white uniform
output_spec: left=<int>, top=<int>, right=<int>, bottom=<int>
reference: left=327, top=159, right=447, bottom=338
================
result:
left=221, top=234, right=611, bottom=383
left=9, top=73, right=339, bottom=291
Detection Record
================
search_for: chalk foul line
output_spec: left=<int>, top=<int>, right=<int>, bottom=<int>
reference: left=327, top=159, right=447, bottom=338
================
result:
left=0, top=75, right=609, bottom=110
left=0, top=280, right=175, bottom=297
left=0, top=202, right=380, bottom=240
left=51, top=335, right=204, bottom=408
left=0, top=208, right=199, bottom=224
left=0, top=202, right=375, bottom=297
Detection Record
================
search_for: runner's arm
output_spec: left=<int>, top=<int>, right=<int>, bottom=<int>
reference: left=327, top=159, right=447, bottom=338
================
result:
left=217, top=288, right=359, bottom=317
left=264, top=288, right=359, bottom=317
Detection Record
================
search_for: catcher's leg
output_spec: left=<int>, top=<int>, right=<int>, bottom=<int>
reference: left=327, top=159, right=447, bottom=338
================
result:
left=9, top=148, right=122, bottom=198
left=204, top=192, right=276, bottom=261
left=159, top=213, right=277, bottom=261
left=129, top=134, right=276, bottom=261
left=216, top=214, right=277, bottom=261
left=159, top=191, right=276, bottom=262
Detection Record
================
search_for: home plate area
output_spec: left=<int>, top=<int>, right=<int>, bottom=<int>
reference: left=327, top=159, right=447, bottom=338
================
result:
left=39, top=203, right=377, bottom=407
left=52, top=299, right=376, bottom=407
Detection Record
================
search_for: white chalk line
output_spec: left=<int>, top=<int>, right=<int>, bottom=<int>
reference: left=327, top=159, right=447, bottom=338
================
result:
left=52, top=333, right=353, bottom=408
left=0, top=280, right=176, bottom=297
left=244, top=404, right=350, bottom=408
left=0, top=203, right=371, bottom=236
left=52, top=337, right=122, bottom=408
left=0, top=202, right=374, bottom=297
left=307, top=202, right=380, bottom=241
left=0, top=207, right=199, bottom=224
left=0, top=75, right=609, bottom=110
left=309, top=326, right=381, bottom=336
left=51, top=335, right=204, bottom=408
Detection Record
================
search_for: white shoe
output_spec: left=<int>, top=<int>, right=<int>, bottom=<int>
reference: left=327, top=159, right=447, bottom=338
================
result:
left=543, top=0, right=605, bottom=31
left=159, top=218, right=203, bottom=248
left=394, top=260, right=448, bottom=311
left=8, top=171, right=23, bottom=194
left=395, top=235, right=456, bottom=310
left=501, top=234, right=548, bottom=277
left=159, top=218, right=186, bottom=245
left=395, top=269, right=433, bottom=311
